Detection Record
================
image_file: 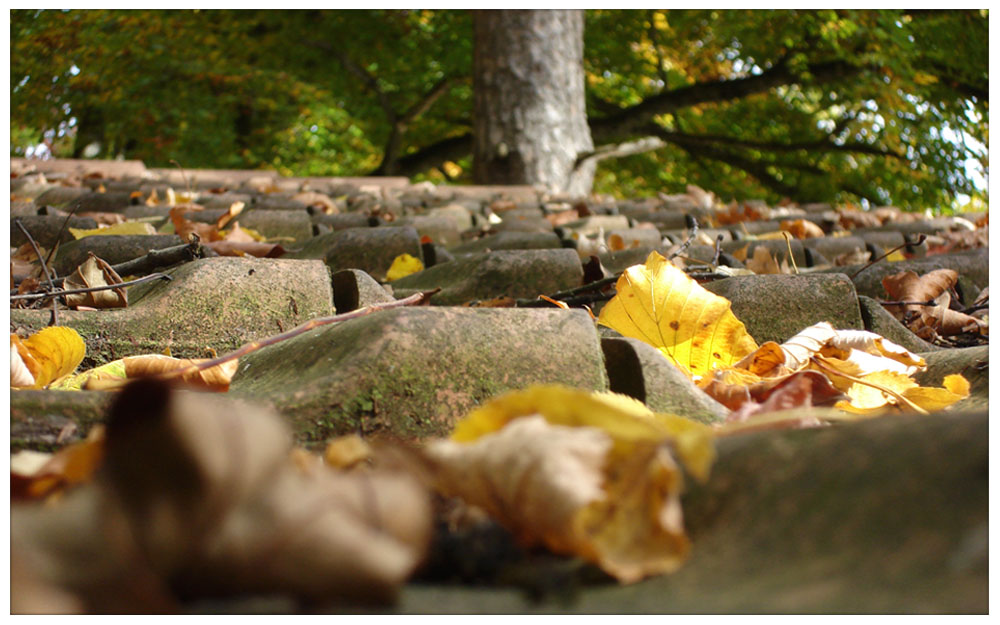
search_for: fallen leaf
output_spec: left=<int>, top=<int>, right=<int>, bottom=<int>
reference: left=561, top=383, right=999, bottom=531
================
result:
left=293, top=192, right=338, bottom=214
left=11, top=380, right=432, bottom=609
left=11, top=327, right=86, bottom=389
left=11, top=426, right=105, bottom=500
left=385, top=253, right=425, bottom=281
left=745, top=246, right=782, bottom=274
left=324, top=434, right=374, bottom=469
left=214, top=201, right=245, bottom=230
left=63, top=253, right=128, bottom=309
left=426, top=385, right=715, bottom=583
left=68, top=222, right=157, bottom=239
left=52, top=354, right=237, bottom=392
left=203, top=239, right=286, bottom=258
left=598, top=251, right=758, bottom=379
left=780, top=219, right=824, bottom=239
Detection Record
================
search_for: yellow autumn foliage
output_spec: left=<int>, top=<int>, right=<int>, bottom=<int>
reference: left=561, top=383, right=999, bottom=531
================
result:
left=598, top=251, right=758, bottom=378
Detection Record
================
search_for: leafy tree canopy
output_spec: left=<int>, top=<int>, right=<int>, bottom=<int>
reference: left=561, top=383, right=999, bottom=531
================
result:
left=11, top=9, right=988, bottom=209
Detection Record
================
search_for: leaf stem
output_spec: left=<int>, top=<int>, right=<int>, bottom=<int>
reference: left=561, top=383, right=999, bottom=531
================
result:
left=810, top=357, right=928, bottom=415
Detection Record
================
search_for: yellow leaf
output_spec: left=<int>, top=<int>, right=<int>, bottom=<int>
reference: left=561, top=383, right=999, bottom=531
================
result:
left=11, top=327, right=86, bottom=389
left=598, top=251, right=757, bottom=378
left=835, top=370, right=917, bottom=414
left=55, top=354, right=238, bottom=392
left=902, top=374, right=970, bottom=412
left=428, top=385, right=715, bottom=583
left=50, top=359, right=127, bottom=391
left=323, top=434, right=373, bottom=469
left=385, top=253, right=425, bottom=281
left=69, top=221, right=157, bottom=239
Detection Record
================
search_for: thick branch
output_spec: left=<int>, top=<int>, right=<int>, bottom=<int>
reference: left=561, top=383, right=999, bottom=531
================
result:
left=377, top=77, right=460, bottom=175
left=395, top=59, right=861, bottom=177
left=651, top=129, right=906, bottom=160
left=390, top=133, right=473, bottom=177
left=589, top=59, right=860, bottom=143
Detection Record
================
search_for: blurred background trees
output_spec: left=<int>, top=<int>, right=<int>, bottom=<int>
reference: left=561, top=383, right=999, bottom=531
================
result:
left=10, top=9, right=988, bottom=208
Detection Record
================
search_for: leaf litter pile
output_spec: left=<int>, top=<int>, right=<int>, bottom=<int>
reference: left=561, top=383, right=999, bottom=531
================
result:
left=9, top=177, right=988, bottom=613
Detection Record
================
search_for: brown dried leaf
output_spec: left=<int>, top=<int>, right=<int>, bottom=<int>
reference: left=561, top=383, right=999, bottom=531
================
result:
left=294, top=192, right=338, bottom=214
left=63, top=253, right=128, bottom=309
left=203, top=239, right=286, bottom=258
left=121, top=354, right=238, bottom=391
left=11, top=381, right=432, bottom=609
left=11, top=426, right=105, bottom=501
left=745, top=246, right=782, bottom=274
left=780, top=219, right=824, bottom=239
left=834, top=248, right=871, bottom=266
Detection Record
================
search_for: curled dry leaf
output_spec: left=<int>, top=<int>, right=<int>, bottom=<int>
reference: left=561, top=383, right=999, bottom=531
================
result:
left=11, top=327, right=86, bottom=389
left=169, top=203, right=220, bottom=242
left=11, top=426, right=105, bottom=501
left=599, top=251, right=757, bottom=379
left=11, top=380, right=432, bottom=610
left=52, top=354, right=238, bottom=391
left=425, top=385, right=715, bottom=583
left=835, top=247, right=871, bottom=266
left=779, top=219, right=825, bottom=239
left=203, top=239, right=286, bottom=258
left=64, top=253, right=128, bottom=309
left=725, top=370, right=845, bottom=424
left=882, top=269, right=957, bottom=318
left=214, top=201, right=245, bottom=230
left=293, top=191, right=338, bottom=214
left=745, top=246, right=782, bottom=275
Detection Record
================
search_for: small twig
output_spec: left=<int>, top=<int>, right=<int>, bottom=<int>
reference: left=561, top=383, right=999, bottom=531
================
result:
left=10, top=273, right=172, bottom=302
left=543, top=274, right=620, bottom=300
left=667, top=215, right=698, bottom=260
left=170, top=159, right=192, bottom=197
left=781, top=231, right=800, bottom=274
left=711, top=234, right=724, bottom=267
left=878, top=299, right=941, bottom=308
left=849, top=234, right=926, bottom=280
left=517, top=290, right=616, bottom=308
left=14, top=218, right=59, bottom=325
left=156, top=288, right=441, bottom=381
left=12, top=241, right=204, bottom=291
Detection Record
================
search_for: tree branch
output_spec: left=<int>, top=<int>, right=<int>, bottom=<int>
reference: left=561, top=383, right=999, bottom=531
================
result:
left=589, top=59, right=861, bottom=143
left=651, top=128, right=906, bottom=160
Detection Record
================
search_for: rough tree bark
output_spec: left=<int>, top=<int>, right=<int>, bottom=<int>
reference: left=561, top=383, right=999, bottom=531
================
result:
left=472, top=10, right=595, bottom=195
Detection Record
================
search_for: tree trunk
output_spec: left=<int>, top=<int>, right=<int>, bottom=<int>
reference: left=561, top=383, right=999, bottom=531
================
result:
left=472, top=10, right=595, bottom=196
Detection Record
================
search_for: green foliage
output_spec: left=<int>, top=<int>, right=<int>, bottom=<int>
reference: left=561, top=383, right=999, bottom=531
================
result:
left=11, top=9, right=987, bottom=208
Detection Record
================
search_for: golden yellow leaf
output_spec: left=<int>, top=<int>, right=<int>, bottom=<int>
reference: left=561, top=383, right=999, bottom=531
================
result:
left=598, top=251, right=757, bottom=378
left=385, top=253, right=425, bottom=281
left=324, top=434, right=373, bottom=469
left=11, top=341, right=35, bottom=387
left=429, top=385, right=715, bottom=583
left=835, top=370, right=918, bottom=414
left=11, top=426, right=105, bottom=500
left=11, top=327, right=86, bottom=389
left=901, top=374, right=970, bottom=412
left=69, top=222, right=157, bottom=239
left=49, top=359, right=127, bottom=391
